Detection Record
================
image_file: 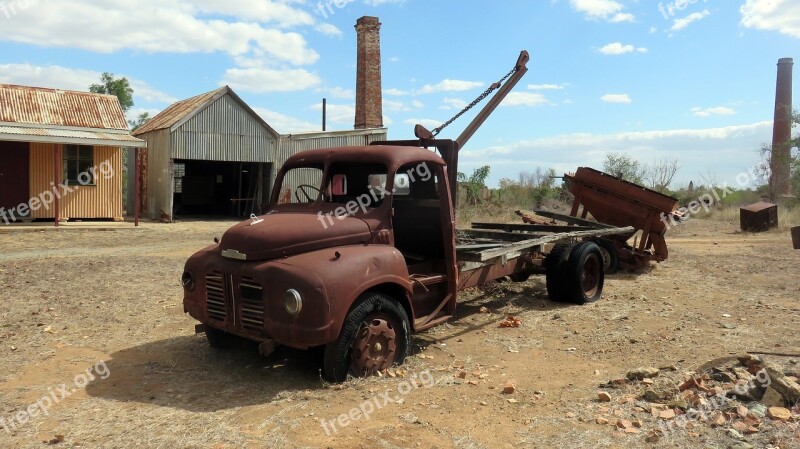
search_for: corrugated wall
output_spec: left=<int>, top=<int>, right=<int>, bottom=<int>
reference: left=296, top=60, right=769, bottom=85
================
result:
left=274, top=130, right=387, bottom=200
left=139, top=129, right=172, bottom=220
left=172, top=94, right=276, bottom=163
left=29, top=143, right=123, bottom=220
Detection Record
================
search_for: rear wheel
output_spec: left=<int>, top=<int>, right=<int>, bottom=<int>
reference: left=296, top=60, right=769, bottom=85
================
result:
left=593, top=238, right=619, bottom=274
left=323, top=292, right=411, bottom=382
left=563, top=242, right=605, bottom=304
left=545, top=243, right=571, bottom=302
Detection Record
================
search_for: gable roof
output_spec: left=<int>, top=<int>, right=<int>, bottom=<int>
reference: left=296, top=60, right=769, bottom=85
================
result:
left=0, top=84, right=129, bottom=130
left=133, top=85, right=279, bottom=138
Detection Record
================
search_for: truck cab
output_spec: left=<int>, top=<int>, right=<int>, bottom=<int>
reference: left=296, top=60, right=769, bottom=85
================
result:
left=182, top=145, right=459, bottom=380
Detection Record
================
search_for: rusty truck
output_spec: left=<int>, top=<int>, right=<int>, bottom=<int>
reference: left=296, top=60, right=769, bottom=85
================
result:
left=181, top=51, right=635, bottom=381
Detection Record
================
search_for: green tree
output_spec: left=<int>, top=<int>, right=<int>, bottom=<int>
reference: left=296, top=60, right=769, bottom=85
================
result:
left=128, top=112, right=151, bottom=131
left=603, top=153, right=646, bottom=185
left=89, top=73, right=134, bottom=112
left=458, top=165, right=491, bottom=205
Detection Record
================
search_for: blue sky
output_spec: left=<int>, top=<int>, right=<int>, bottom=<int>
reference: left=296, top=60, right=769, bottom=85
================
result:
left=0, top=0, right=798, bottom=188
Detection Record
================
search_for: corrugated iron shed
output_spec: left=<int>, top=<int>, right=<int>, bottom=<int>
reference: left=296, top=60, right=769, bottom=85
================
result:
left=133, top=85, right=279, bottom=138
left=0, top=84, right=128, bottom=130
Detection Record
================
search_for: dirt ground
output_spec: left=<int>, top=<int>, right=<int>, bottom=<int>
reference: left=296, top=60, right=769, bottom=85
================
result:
left=0, top=215, right=797, bottom=449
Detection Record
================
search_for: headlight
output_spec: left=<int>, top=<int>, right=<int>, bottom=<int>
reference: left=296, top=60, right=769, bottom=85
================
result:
left=181, top=272, right=195, bottom=291
left=284, top=289, right=303, bottom=316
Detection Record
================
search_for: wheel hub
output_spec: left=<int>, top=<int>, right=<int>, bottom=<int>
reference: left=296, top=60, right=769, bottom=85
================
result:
left=350, top=315, right=398, bottom=376
left=581, top=254, right=601, bottom=297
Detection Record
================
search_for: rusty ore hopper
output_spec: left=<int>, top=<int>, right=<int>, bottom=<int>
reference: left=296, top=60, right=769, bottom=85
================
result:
left=564, top=167, right=679, bottom=270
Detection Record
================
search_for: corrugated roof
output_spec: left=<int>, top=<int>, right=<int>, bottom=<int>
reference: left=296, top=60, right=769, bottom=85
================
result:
left=0, top=84, right=128, bottom=130
left=133, top=86, right=227, bottom=135
left=0, top=124, right=146, bottom=148
left=133, top=85, right=279, bottom=138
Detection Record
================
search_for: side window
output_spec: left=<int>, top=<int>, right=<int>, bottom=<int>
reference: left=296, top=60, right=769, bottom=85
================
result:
left=396, top=161, right=438, bottom=199
left=63, top=145, right=95, bottom=185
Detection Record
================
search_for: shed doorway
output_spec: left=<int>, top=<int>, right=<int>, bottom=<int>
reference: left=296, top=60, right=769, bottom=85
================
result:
left=0, top=141, right=30, bottom=221
left=172, top=159, right=271, bottom=218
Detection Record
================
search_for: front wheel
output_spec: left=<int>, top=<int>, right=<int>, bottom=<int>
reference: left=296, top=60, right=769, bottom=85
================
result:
left=323, top=293, right=411, bottom=382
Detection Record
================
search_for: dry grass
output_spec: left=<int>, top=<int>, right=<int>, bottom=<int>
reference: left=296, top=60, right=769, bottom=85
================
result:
left=698, top=204, right=800, bottom=229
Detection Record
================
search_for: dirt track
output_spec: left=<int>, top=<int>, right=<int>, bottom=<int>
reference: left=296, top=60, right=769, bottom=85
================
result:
left=0, top=218, right=797, bottom=448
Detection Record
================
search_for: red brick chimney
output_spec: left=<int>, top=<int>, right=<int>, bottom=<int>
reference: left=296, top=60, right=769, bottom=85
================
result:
left=770, top=57, right=794, bottom=199
left=354, top=16, right=383, bottom=129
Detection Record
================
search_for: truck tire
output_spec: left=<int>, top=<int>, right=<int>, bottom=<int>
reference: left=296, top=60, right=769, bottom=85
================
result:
left=323, top=292, right=411, bottom=382
left=563, top=242, right=604, bottom=305
left=593, top=238, right=619, bottom=274
left=545, top=244, right=571, bottom=302
left=205, top=327, right=233, bottom=349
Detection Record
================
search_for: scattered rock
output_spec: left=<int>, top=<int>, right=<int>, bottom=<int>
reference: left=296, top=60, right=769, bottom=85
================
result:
left=499, top=316, right=522, bottom=328
left=596, top=417, right=609, bottom=425
left=644, top=430, right=661, bottom=443
left=659, top=409, right=676, bottom=420
left=597, top=392, right=612, bottom=402
left=729, top=443, right=754, bottom=449
left=760, top=387, right=785, bottom=408
left=626, top=367, right=660, bottom=381
left=502, top=380, right=516, bottom=394
left=710, top=411, right=726, bottom=427
left=766, top=406, right=791, bottom=421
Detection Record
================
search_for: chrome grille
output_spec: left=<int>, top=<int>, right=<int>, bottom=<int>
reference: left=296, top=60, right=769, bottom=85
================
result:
left=205, top=271, right=226, bottom=321
left=239, top=277, right=264, bottom=331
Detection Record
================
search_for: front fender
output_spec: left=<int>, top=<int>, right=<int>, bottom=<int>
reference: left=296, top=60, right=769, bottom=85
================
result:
left=277, top=245, right=413, bottom=342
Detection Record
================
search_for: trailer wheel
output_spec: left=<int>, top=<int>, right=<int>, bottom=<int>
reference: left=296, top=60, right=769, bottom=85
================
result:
left=545, top=243, right=571, bottom=302
left=205, top=327, right=233, bottom=349
left=323, top=292, right=411, bottom=382
left=593, top=238, right=619, bottom=274
left=564, top=242, right=605, bottom=304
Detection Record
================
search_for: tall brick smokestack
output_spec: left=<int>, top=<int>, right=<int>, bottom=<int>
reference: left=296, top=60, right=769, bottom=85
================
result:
left=770, top=57, right=793, bottom=198
left=354, top=16, right=383, bottom=129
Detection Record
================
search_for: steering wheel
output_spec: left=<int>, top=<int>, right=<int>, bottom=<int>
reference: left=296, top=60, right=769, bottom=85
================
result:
left=295, top=184, right=323, bottom=203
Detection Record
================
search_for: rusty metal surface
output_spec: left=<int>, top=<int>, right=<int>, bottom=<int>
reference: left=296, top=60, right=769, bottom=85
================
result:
left=0, top=84, right=128, bottom=130
left=792, top=226, right=800, bottom=250
left=740, top=202, right=778, bottom=232
left=0, top=123, right=146, bottom=147
left=134, top=87, right=225, bottom=135
left=565, top=167, right=680, bottom=267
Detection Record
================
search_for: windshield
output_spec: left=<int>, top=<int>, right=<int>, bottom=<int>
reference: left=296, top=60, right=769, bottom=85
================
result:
left=276, top=163, right=390, bottom=212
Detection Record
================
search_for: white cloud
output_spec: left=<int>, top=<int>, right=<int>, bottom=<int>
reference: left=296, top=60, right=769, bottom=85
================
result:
left=502, top=92, right=550, bottom=107
left=0, top=63, right=176, bottom=104
left=598, top=42, right=648, bottom=55
left=0, top=0, right=319, bottom=66
left=389, top=56, right=400, bottom=63
left=384, top=100, right=412, bottom=112
left=692, top=106, right=737, bottom=117
left=222, top=67, right=321, bottom=93
left=310, top=103, right=354, bottom=125
left=384, top=88, right=410, bottom=96
left=314, top=23, right=343, bottom=37
left=441, top=98, right=467, bottom=110
left=528, top=83, right=568, bottom=90
left=601, top=93, right=632, bottom=104
left=460, top=121, right=774, bottom=187
left=403, top=118, right=443, bottom=129
left=570, top=0, right=635, bottom=22
left=741, top=0, right=800, bottom=38
left=418, top=79, right=483, bottom=94
left=671, top=10, right=711, bottom=31
left=253, top=107, right=319, bottom=133
left=326, top=87, right=355, bottom=99
left=411, top=99, right=424, bottom=108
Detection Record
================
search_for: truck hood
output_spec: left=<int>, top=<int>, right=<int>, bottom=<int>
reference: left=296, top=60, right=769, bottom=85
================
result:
left=218, top=212, right=372, bottom=261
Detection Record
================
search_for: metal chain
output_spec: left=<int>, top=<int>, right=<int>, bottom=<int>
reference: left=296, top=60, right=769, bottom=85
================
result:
left=431, top=66, right=518, bottom=137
